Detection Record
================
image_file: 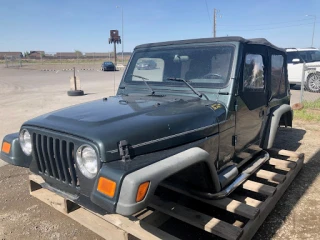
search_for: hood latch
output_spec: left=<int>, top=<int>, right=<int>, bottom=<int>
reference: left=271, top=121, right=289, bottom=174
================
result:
left=119, top=140, right=131, bottom=161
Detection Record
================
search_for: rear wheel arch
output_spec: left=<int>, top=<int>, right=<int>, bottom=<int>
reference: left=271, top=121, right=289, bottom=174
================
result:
left=279, top=110, right=293, bottom=127
left=261, top=104, right=293, bottom=149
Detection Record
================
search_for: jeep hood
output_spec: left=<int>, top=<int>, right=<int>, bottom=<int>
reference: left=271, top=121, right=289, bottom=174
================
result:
left=23, top=95, right=226, bottom=161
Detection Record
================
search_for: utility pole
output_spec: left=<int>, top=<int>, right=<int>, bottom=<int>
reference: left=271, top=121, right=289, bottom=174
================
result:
left=306, top=15, right=316, bottom=47
left=311, top=16, right=316, bottom=47
left=213, top=8, right=217, bottom=38
left=114, top=42, right=117, bottom=66
left=213, top=9, right=220, bottom=37
left=116, top=6, right=124, bottom=64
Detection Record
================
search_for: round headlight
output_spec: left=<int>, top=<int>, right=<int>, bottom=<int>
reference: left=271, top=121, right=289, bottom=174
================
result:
left=76, top=145, right=98, bottom=179
left=19, top=129, right=32, bottom=156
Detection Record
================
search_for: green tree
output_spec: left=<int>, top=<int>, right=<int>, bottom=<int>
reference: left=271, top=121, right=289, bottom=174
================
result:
left=74, top=50, right=83, bottom=57
left=24, top=51, right=30, bottom=58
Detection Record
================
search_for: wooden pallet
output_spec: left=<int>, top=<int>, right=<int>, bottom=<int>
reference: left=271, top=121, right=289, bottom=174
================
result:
left=29, top=148, right=304, bottom=240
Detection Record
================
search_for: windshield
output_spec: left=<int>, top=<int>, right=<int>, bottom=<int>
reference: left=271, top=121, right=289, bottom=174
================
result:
left=124, top=44, right=235, bottom=89
left=287, top=50, right=320, bottom=63
left=104, top=62, right=113, bottom=65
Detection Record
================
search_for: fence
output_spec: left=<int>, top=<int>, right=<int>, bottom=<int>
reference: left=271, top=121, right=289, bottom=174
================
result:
left=1, top=52, right=131, bottom=70
left=297, top=63, right=320, bottom=110
left=26, top=52, right=131, bottom=64
left=4, top=55, right=22, bottom=68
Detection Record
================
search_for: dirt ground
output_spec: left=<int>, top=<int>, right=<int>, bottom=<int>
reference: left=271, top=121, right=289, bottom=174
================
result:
left=0, top=66, right=122, bottom=168
left=253, top=120, right=320, bottom=240
left=0, top=66, right=319, bottom=240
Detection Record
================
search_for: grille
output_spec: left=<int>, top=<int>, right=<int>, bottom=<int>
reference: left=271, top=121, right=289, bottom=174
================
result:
left=32, top=133, right=79, bottom=187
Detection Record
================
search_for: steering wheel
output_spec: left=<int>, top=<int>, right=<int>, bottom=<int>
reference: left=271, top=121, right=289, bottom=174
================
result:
left=202, top=73, right=223, bottom=79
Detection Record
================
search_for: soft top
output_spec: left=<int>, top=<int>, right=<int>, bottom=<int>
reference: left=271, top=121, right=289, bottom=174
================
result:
left=135, top=36, right=284, bottom=52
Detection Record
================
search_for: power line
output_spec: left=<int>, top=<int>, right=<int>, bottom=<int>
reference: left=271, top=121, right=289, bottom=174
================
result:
left=221, top=21, right=319, bottom=32
left=204, top=0, right=212, bottom=24
left=214, top=8, right=216, bottom=37
left=219, top=18, right=314, bottom=27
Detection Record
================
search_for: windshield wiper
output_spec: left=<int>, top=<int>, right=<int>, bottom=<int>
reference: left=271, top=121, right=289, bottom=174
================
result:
left=131, top=74, right=155, bottom=95
left=167, top=77, right=209, bottom=100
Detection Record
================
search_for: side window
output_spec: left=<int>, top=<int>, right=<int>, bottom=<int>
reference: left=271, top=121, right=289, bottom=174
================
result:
left=286, top=52, right=299, bottom=64
left=132, top=58, right=164, bottom=82
left=298, top=51, right=309, bottom=62
left=271, top=55, right=286, bottom=97
left=243, top=54, right=265, bottom=90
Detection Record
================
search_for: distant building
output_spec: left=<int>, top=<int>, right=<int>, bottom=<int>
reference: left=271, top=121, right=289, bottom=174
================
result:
left=85, top=52, right=110, bottom=58
left=55, top=52, right=79, bottom=58
left=117, top=52, right=132, bottom=56
left=0, top=52, right=23, bottom=59
left=44, top=53, right=55, bottom=57
left=28, top=51, right=45, bottom=59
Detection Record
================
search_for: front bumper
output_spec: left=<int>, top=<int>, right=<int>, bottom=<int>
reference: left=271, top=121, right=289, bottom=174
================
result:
left=91, top=147, right=218, bottom=216
left=1, top=132, right=219, bottom=216
left=0, top=133, right=32, bottom=168
left=102, top=67, right=115, bottom=71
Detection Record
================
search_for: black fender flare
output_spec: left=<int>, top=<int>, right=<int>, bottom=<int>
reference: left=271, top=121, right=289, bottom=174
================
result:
left=262, top=104, right=293, bottom=149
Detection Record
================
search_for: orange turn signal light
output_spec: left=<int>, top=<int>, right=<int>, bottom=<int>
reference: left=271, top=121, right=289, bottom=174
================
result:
left=1, top=142, right=11, bottom=154
left=97, top=177, right=117, bottom=198
left=136, top=181, right=150, bottom=202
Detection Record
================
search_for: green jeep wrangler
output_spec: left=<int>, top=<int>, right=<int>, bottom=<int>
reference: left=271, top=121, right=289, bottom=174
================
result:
left=1, top=37, right=292, bottom=216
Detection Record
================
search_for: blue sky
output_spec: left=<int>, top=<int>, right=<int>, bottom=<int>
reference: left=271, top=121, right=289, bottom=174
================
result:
left=0, top=0, right=319, bottom=53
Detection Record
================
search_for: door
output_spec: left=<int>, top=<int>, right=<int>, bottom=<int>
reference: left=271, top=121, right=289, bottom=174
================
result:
left=287, top=51, right=303, bottom=84
left=234, top=45, right=268, bottom=163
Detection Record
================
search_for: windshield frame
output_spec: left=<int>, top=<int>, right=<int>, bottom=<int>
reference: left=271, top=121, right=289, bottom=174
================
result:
left=122, top=42, right=237, bottom=91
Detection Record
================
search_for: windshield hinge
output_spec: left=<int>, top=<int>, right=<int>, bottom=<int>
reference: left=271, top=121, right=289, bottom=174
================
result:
left=232, top=135, right=238, bottom=146
left=234, top=99, right=238, bottom=112
left=119, top=140, right=131, bottom=161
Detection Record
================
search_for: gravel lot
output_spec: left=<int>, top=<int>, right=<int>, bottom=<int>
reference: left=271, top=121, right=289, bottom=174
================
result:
left=0, top=66, right=319, bottom=240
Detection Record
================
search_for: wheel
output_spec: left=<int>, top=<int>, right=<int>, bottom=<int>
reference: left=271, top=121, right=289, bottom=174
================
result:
left=306, top=73, right=320, bottom=92
left=67, top=90, right=84, bottom=96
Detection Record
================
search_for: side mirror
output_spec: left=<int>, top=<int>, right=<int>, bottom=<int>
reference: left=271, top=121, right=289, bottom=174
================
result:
left=292, top=58, right=300, bottom=64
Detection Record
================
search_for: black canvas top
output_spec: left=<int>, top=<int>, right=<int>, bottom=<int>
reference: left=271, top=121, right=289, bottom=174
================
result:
left=135, top=36, right=285, bottom=52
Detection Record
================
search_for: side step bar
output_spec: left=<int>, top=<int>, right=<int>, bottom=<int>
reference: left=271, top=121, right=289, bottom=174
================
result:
left=188, top=150, right=270, bottom=199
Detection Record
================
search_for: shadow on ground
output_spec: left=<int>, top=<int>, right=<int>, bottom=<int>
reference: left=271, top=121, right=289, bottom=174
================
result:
left=155, top=127, right=320, bottom=240
left=253, top=126, right=319, bottom=239
left=83, top=93, right=96, bottom=96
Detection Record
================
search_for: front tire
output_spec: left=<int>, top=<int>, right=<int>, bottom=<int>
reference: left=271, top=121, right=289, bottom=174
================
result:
left=306, top=73, right=320, bottom=92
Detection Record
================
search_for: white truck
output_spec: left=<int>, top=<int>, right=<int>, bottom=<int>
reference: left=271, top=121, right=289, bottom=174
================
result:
left=286, top=47, right=320, bottom=92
